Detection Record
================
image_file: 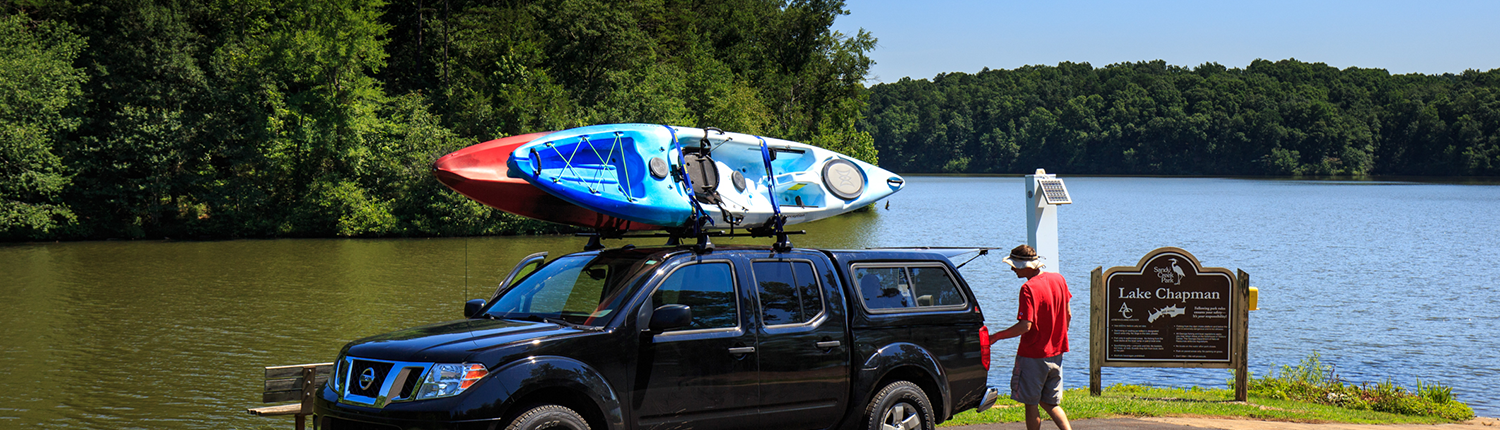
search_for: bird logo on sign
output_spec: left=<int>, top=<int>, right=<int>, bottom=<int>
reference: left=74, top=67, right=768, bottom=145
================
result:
left=1170, top=258, right=1185, bottom=285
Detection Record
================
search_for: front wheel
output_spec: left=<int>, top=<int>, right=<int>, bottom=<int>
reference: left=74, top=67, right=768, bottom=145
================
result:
left=865, top=381, right=935, bottom=430
left=503, top=404, right=590, bottom=430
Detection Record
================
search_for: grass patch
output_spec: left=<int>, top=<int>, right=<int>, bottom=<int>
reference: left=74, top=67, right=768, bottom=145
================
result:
left=944, top=352, right=1475, bottom=426
left=943, top=385, right=1457, bottom=426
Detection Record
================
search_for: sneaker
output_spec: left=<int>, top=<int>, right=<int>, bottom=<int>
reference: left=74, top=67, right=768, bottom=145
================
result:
left=977, top=387, right=1000, bottom=412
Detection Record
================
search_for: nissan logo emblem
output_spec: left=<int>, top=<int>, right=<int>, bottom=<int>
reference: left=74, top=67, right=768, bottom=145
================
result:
left=358, top=368, right=376, bottom=390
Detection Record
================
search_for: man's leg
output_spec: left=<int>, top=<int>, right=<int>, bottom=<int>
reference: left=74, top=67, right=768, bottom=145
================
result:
left=1024, top=403, right=1071, bottom=430
left=1040, top=402, right=1071, bottom=430
left=1033, top=355, right=1070, bottom=429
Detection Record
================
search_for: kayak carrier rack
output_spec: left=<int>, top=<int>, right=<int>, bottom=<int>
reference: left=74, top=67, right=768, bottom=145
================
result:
left=582, top=125, right=801, bottom=254
left=578, top=226, right=805, bottom=253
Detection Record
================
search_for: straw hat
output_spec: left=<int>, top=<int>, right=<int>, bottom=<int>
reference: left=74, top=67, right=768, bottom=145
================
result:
left=1002, top=244, right=1044, bottom=270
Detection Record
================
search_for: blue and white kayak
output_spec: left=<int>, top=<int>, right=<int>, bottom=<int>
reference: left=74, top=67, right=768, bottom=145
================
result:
left=507, top=124, right=905, bottom=228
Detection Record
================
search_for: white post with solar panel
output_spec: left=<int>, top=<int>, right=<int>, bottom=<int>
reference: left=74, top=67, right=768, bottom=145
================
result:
left=1024, top=169, right=1071, bottom=273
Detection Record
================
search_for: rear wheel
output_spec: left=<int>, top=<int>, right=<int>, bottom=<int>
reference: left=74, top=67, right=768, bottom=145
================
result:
left=503, top=404, right=590, bottom=430
left=865, top=381, right=934, bottom=430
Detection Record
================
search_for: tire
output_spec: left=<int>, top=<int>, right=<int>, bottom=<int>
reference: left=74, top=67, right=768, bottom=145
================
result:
left=503, top=404, right=591, bottom=430
left=864, top=381, right=935, bottom=430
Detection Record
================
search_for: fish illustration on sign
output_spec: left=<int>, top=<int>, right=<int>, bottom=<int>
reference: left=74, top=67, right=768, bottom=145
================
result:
left=1148, top=304, right=1186, bottom=323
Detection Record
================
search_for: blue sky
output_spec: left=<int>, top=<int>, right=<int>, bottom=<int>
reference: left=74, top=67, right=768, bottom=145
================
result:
left=830, top=0, right=1500, bottom=84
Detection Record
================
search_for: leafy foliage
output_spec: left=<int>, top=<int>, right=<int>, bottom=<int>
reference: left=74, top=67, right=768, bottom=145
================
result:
left=0, top=14, right=86, bottom=239
left=864, top=60, right=1500, bottom=176
left=1244, top=352, right=1475, bottom=421
left=0, top=0, right=874, bottom=240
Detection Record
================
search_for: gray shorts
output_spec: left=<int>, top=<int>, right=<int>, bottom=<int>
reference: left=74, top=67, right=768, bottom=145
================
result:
left=1009, top=355, right=1064, bottom=405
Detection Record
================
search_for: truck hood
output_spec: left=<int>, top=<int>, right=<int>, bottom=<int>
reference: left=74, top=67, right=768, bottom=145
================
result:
left=343, top=318, right=581, bottom=363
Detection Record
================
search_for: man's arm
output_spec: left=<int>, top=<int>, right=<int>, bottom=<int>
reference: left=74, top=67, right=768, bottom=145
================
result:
left=990, top=320, right=1032, bottom=343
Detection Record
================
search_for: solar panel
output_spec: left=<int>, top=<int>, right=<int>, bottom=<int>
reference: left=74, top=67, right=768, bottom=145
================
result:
left=1036, top=178, right=1071, bottom=205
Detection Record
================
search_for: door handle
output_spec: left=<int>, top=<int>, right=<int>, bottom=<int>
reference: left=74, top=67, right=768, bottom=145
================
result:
left=728, top=347, right=756, bottom=355
left=816, top=341, right=841, bottom=349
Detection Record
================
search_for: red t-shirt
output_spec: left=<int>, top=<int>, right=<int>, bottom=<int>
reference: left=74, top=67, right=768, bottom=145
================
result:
left=1015, top=272, right=1071, bottom=358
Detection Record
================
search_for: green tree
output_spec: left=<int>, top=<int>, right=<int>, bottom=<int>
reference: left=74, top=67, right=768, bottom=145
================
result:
left=863, top=59, right=1500, bottom=176
left=2, top=0, right=882, bottom=240
left=62, top=0, right=211, bottom=238
left=0, top=14, right=86, bottom=239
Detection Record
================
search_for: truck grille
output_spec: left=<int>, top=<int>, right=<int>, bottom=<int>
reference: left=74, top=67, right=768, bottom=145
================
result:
left=348, top=360, right=394, bottom=398
left=337, top=357, right=434, bottom=408
left=396, top=369, right=423, bottom=398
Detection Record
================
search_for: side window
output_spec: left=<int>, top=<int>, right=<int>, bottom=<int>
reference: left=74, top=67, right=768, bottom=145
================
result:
left=652, top=262, right=737, bottom=331
left=857, top=264, right=968, bottom=312
left=856, top=267, right=912, bottom=310
left=753, top=261, right=825, bottom=326
left=794, top=262, right=824, bottom=320
left=909, top=266, right=966, bottom=307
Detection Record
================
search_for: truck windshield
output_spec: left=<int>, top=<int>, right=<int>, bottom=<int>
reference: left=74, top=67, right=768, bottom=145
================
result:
left=482, top=251, right=660, bottom=327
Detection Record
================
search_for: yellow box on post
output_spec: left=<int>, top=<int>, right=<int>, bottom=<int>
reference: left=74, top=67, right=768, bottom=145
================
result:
left=1248, top=287, right=1259, bottom=311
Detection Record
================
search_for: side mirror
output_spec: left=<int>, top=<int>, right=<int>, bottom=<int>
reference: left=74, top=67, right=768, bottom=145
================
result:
left=648, top=304, right=692, bottom=332
left=464, top=299, right=487, bottom=318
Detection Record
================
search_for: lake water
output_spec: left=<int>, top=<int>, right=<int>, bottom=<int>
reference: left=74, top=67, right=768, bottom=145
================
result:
left=2, top=176, right=1497, bottom=428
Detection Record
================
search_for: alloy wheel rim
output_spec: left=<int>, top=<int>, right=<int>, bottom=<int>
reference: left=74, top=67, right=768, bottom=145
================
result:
left=881, top=401, right=921, bottom=430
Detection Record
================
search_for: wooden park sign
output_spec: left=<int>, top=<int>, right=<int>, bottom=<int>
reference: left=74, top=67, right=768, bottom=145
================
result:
left=1089, top=247, right=1252, bottom=400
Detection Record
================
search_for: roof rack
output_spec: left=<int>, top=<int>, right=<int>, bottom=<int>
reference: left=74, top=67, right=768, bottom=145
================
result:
left=577, top=223, right=806, bottom=253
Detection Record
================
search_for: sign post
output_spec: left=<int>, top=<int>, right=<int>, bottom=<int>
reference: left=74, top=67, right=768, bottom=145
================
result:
left=1090, top=247, right=1251, bottom=400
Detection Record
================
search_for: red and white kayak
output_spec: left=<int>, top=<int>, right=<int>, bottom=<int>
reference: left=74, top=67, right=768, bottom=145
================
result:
left=432, top=132, right=659, bottom=231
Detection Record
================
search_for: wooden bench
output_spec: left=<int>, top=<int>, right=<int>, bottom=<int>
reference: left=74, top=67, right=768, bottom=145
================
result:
left=248, top=362, right=334, bottom=430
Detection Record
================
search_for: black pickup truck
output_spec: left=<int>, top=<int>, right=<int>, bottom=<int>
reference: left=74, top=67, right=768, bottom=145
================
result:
left=313, top=245, right=992, bottom=430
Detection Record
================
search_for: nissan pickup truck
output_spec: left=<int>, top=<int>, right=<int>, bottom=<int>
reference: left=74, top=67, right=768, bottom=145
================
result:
left=313, top=245, right=993, bottom=430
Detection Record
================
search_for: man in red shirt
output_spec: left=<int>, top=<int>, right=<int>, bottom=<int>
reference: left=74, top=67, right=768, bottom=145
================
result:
left=991, top=244, right=1073, bottom=430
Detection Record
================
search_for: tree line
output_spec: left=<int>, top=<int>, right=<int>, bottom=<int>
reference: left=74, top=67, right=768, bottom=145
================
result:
left=6, top=1, right=1497, bottom=242
left=0, top=0, right=875, bottom=240
left=862, top=60, right=1500, bottom=176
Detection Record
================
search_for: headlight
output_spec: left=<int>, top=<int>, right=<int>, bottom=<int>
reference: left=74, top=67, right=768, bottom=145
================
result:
left=414, top=363, right=488, bottom=400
